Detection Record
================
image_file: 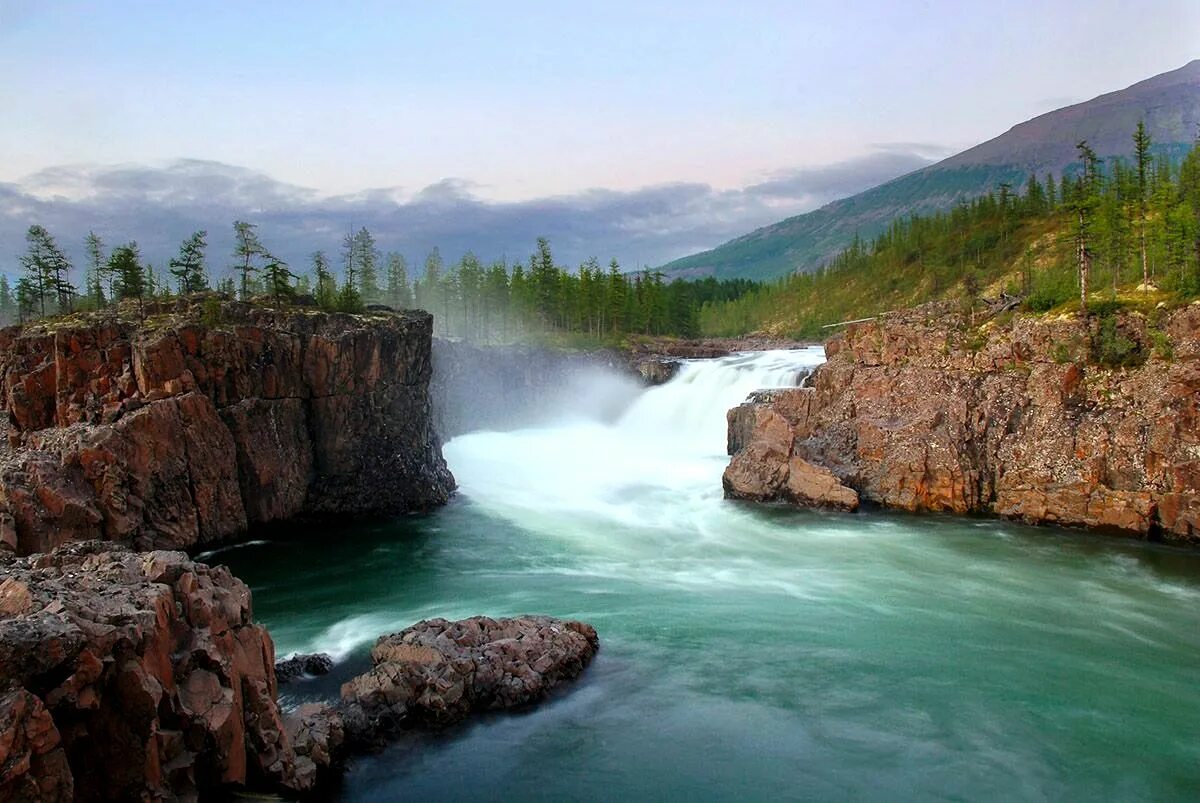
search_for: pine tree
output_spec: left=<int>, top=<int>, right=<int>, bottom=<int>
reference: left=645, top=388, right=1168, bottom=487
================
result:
left=109, top=243, right=147, bottom=318
left=340, top=230, right=357, bottom=295
left=19, top=225, right=74, bottom=316
left=262, top=252, right=297, bottom=303
left=169, top=230, right=209, bottom=294
left=1071, top=141, right=1102, bottom=312
left=1133, top=120, right=1152, bottom=289
left=231, top=221, right=264, bottom=300
left=84, top=231, right=107, bottom=308
left=0, top=275, right=14, bottom=325
left=15, top=277, right=37, bottom=323
left=385, top=252, right=413, bottom=309
left=420, top=248, right=444, bottom=333
left=352, top=228, right=380, bottom=303
left=312, top=251, right=337, bottom=310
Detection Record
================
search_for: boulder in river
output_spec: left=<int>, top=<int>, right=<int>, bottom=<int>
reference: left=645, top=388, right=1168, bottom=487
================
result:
left=275, top=652, right=335, bottom=683
left=341, top=615, right=600, bottom=746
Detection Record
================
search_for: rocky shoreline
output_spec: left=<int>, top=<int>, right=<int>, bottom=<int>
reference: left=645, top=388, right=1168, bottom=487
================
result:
left=725, top=302, right=1200, bottom=543
left=0, top=542, right=598, bottom=800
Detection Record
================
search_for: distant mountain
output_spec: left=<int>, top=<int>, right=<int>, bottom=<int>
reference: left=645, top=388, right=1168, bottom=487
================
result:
left=662, top=60, right=1200, bottom=281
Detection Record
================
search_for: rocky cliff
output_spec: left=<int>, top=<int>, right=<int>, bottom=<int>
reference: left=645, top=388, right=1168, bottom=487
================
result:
left=0, top=297, right=454, bottom=555
left=725, top=303, right=1200, bottom=543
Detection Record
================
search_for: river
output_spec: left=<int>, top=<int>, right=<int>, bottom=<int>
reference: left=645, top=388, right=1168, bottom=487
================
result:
left=221, top=348, right=1200, bottom=800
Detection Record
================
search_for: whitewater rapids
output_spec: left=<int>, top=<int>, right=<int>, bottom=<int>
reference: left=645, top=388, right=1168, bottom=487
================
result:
left=444, top=348, right=826, bottom=541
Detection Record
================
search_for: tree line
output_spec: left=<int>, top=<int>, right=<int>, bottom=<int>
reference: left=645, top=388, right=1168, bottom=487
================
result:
left=700, top=123, right=1200, bottom=337
left=3, top=222, right=756, bottom=342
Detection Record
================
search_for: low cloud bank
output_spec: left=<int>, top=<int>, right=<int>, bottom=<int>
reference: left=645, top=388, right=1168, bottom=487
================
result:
left=0, top=147, right=940, bottom=277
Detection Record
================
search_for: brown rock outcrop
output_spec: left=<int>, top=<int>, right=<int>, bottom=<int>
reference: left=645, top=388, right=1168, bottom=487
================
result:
left=0, top=296, right=454, bottom=554
left=0, top=543, right=601, bottom=800
left=340, top=615, right=600, bottom=745
left=725, top=302, right=1200, bottom=542
left=0, top=542, right=312, bottom=800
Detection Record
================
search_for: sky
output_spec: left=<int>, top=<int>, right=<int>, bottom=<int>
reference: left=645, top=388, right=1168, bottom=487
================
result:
left=1, top=0, right=1198, bottom=271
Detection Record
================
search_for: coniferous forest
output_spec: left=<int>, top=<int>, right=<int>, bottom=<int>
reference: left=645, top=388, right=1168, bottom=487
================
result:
left=6, top=126, right=1199, bottom=343
left=701, top=127, right=1200, bottom=337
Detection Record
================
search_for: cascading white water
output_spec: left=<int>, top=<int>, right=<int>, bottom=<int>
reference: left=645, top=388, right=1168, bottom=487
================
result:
left=444, top=348, right=827, bottom=538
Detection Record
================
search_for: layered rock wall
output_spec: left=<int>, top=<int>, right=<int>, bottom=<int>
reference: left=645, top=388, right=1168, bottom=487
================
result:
left=0, top=298, right=454, bottom=555
left=726, top=303, right=1200, bottom=542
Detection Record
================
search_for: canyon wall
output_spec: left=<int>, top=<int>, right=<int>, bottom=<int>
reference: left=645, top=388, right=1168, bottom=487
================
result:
left=0, top=297, right=454, bottom=555
left=725, top=302, right=1200, bottom=543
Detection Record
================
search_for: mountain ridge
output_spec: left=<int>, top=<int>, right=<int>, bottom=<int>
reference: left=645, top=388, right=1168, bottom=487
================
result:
left=661, top=59, right=1200, bottom=281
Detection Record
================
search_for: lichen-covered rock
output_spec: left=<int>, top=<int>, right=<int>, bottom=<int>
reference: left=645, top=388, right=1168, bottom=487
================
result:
left=340, top=616, right=599, bottom=746
left=725, top=302, right=1200, bottom=542
left=0, top=542, right=313, bottom=800
left=0, top=298, right=454, bottom=554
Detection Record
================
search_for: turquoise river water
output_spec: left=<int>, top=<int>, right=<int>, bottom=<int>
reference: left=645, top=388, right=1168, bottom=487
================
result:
left=220, top=349, right=1200, bottom=801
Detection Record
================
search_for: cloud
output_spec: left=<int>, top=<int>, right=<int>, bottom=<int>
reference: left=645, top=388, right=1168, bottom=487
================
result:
left=0, top=146, right=939, bottom=278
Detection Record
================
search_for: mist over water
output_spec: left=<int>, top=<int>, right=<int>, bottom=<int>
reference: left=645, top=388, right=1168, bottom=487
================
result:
left=223, top=349, right=1200, bottom=801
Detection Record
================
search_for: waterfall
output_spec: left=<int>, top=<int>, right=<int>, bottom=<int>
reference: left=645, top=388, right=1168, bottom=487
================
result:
left=444, top=347, right=827, bottom=537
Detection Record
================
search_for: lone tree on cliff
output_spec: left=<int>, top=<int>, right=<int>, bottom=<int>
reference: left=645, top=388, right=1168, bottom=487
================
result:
left=170, top=230, right=209, bottom=294
left=231, top=221, right=265, bottom=300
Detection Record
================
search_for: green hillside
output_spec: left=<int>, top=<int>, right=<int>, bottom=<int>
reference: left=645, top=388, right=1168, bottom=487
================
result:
left=699, top=132, right=1200, bottom=340
left=663, top=59, right=1200, bottom=281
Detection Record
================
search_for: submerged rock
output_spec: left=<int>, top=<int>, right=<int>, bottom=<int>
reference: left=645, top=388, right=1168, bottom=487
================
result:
left=341, top=615, right=600, bottom=747
left=275, top=652, right=335, bottom=683
left=633, top=357, right=682, bottom=386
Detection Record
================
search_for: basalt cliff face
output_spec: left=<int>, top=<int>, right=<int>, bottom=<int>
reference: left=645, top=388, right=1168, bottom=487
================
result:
left=726, top=303, right=1200, bottom=543
left=0, top=298, right=454, bottom=555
